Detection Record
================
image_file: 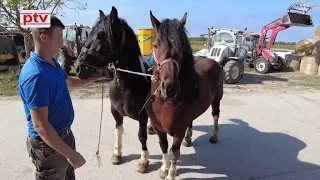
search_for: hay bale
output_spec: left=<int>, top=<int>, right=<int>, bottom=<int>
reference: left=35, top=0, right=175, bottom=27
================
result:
left=300, top=56, right=320, bottom=75
left=314, top=26, right=320, bottom=40
left=295, top=39, right=317, bottom=56
left=312, top=40, right=320, bottom=58
left=283, top=54, right=301, bottom=71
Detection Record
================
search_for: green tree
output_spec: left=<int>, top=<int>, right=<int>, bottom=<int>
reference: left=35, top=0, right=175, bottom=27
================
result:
left=0, top=0, right=87, bottom=59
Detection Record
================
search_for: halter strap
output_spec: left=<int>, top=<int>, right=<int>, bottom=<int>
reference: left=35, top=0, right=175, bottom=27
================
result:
left=81, top=47, right=108, bottom=61
left=153, top=49, right=180, bottom=72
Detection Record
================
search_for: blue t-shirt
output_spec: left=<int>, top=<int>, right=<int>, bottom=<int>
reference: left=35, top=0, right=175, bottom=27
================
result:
left=149, top=55, right=155, bottom=66
left=18, top=52, right=74, bottom=137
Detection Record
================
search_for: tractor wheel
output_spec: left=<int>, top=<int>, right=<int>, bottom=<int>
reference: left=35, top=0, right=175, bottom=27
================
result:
left=57, top=48, right=72, bottom=75
left=224, top=60, right=242, bottom=84
left=254, top=56, right=270, bottom=74
left=271, top=57, right=284, bottom=71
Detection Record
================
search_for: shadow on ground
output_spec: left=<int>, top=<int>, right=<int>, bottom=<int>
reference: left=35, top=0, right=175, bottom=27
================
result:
left=121, top=119, right=320, bottom=180
left=239, top=72, right=288, bottom=85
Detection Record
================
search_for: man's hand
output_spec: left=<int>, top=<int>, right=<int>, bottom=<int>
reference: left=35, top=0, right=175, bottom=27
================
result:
left=66, top=151, right=86, bottom=169
left=30, top=106, right=86, bottom=168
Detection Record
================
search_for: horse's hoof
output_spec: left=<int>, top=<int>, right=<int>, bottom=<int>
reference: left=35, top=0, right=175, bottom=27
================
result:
left=182, top=139, right=192, bottom=147
left=165, top=176, right=175, bottom=180
left=111, top=154, right=122, bottom=165
left=159, top=168, right=169, bottom=179
left=136, top=161, right=149, bottom=173
left=209, top=135, right=218, bottom=144
left=147, top=126, right=156, bottom=135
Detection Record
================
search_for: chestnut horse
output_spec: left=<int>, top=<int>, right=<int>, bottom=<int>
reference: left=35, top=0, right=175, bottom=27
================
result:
left=145, top=11, right=224, bottom=180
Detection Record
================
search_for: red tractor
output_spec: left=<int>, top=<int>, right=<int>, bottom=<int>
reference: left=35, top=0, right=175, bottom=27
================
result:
left=245, top=2, right=317, bottom=73
left=57, top=23, right=92, bottom=74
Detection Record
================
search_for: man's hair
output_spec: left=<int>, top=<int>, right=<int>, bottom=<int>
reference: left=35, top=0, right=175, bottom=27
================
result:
left=31, top=15, right=65, bottom=44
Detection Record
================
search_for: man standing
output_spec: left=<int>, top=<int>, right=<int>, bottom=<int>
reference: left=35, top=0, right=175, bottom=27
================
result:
left=18, top=15, right=107, bottom=180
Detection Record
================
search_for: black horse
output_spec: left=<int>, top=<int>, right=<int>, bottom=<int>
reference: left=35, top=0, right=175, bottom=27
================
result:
left=75, top=7, right=152, bottom=173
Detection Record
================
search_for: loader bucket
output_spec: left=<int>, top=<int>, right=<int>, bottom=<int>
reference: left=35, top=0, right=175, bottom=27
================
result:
left=281, top=12, right=313, bottom=27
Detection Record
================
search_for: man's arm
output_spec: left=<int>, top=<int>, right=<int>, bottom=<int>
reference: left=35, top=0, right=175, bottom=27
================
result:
left=22, top=73, right=74, bottom=157
left=30, top=106, right=74, bottom=158
left=66, top=76, right=109, bottom=89
left=22, top=73, right=85, bottom=168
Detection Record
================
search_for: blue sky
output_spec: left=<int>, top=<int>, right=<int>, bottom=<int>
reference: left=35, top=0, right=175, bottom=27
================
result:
left=59, top=0, right=320, bottom=42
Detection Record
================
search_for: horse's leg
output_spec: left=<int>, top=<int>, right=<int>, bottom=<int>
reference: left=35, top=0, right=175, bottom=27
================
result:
left=165, top=136, right=183, bottom=180
left=182, top=121, right=193, bottom=147
left=209, top=85, right=223, bottom=144
left=157, top=132, right=170, bottom=179
left=147, top=118, right=156, bottom=135
left=111, top=106, right=124, bottom=165
left=136, top=116, right=150, bottom=173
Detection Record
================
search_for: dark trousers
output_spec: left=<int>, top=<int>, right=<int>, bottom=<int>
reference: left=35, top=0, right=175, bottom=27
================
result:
left=26, top=129, right=76, bottom=180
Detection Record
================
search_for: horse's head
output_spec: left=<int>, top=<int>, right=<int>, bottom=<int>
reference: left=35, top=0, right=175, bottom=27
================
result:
left=76, top=7, right=125, bottom=79
left=150, top=11, right=189, bottom=100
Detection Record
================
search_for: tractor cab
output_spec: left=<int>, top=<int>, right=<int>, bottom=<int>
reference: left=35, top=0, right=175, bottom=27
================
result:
left=194, top=27, right=248, bottom=84
left=62, top=24, right=92, bottom=57
left=58, top=24, right=92, bottom=74
left=200, top=28, right=247, bottom=60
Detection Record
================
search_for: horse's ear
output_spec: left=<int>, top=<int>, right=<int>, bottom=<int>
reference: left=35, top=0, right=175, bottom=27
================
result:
left=110, top=6, right=118, bottom=23
left=180, top=12, right=187, bottom=26
left=99, top=9, right=105, bottom=18
left=150, top=10, right=161, bottom=30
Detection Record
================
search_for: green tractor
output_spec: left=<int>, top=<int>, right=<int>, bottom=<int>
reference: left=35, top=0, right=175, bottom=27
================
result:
left=57, top=23, right=92, bottom=74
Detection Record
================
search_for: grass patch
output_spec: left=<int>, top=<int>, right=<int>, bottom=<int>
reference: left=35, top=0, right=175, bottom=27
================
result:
left=272, top=44, right=295, bottom=50
left=287, top=73, right=320, bottom=89
left=244, top=68, right=320, bottom=90
left=0, top=68, right=20, bottom=96
left=190, top=40, right=206, bottom=52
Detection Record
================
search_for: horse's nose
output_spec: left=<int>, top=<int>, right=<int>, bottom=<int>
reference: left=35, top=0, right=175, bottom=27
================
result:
left=76, top=65, right=89, bottom=79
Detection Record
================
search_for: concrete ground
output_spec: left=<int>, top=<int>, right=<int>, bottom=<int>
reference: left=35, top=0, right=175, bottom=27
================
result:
left=1, top=92, right=320, bottom=180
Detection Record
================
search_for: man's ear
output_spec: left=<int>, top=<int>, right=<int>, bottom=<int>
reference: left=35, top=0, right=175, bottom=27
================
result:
left=39, top=34, right=48, bottom=42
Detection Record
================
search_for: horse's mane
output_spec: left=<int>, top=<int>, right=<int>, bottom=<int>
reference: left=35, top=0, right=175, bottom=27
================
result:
left=158, top=19, right=198, bottom=101
left=91, top=15, right=141, bottom=61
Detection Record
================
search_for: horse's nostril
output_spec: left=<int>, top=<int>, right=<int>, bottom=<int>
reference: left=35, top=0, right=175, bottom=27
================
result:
left=161, top=81, right=166, bottom=90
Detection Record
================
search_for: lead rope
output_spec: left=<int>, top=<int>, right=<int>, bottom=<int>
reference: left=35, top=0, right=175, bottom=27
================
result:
left=95, top=82, right=104, bottom=167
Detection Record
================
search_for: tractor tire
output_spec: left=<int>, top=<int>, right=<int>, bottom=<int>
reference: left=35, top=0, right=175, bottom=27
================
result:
left=271, top=57, right=284, bottom=71
left=254, top=56, right=270, bottom=74
left=224, top=60, right=242, bottom=84
left=57, top=48, right=72, bottom=75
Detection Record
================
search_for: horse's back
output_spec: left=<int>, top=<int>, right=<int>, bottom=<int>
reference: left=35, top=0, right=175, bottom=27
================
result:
left=193, top=55, right=222, bottom=76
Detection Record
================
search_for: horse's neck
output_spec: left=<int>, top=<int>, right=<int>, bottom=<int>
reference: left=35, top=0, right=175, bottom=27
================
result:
left=178, top=55, right=198, bottom=100
left=115, top=54, right=147, bottom=82
left=117, top=55, right=142, bottom=72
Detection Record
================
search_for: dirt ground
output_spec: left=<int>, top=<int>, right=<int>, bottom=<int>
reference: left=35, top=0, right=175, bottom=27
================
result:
left=1, top=68, right=320, bottom=180
left=55, top=70, right=320, bottom=99
left=1, top=88, right=320, bottom=180
left=1, top=69, right=319, bottom=101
